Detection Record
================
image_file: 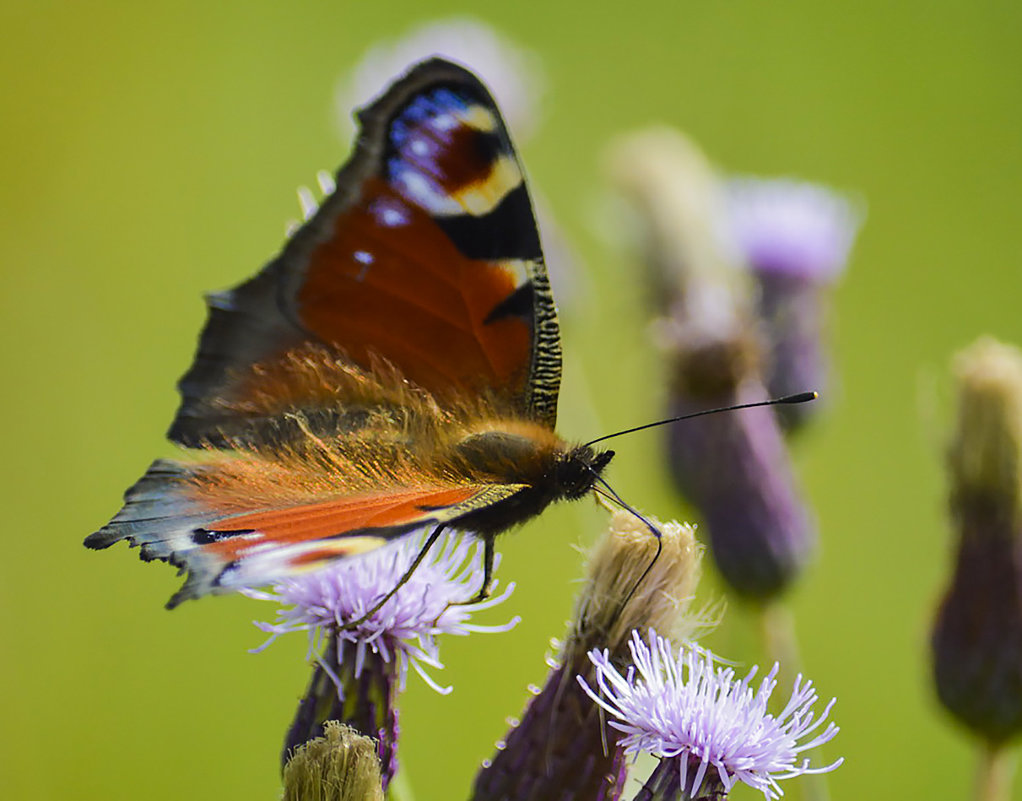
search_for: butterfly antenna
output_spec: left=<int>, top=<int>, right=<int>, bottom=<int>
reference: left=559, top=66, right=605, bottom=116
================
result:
left=589, top=471, right=664, bottom=613
left=583, top=391, right=817, bottom=448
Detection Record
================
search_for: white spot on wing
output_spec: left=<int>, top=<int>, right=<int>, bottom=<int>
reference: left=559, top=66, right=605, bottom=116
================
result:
left=316, top=170, right=336, bottom=194
left=297, top=186, right=318, bottom=220
left=393, top=166, right=460, bottom=215
left=370, top=197, right=411, bottom=228
left=353, top=250, right=374, bottom=281
left=500, top=259, right=531, bottom=288
left=431, top=113, right=458, bottom=132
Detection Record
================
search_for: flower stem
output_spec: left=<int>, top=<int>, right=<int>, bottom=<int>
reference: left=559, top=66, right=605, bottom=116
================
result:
left=758, top=600, right=830, bottom=801
left=974, top=742, right=1016, bottom=801
left=758, top=599, right=802, bottom=685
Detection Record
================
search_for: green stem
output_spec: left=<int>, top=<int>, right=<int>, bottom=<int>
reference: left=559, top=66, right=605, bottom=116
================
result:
left=758, top=600, right=801, bottom=689
left=974, top=742, right=1015, bottom=801
left=757, top=600, right=829, bottom=801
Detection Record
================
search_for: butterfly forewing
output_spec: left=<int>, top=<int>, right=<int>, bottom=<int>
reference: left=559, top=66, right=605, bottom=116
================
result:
left=170, top=59, right=561, bottom=448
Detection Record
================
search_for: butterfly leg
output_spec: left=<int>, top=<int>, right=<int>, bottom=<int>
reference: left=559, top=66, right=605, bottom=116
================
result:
left=336, top=524, right=447, bottom=632
left=447, top=535, right=496, bottom=609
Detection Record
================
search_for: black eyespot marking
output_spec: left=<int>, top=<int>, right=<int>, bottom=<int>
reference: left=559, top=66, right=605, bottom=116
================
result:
left=192, top=527, right=255, bottom=545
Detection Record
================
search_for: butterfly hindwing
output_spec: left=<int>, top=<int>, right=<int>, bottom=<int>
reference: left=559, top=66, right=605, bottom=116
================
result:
left=170, top=59, right=561, bottom=448
left=86, top=457, right=527, bottom=607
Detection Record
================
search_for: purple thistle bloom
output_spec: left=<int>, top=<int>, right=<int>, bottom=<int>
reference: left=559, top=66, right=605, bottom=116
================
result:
left=472, top=512, right=704, bottom=801
left=249, top=530, right=518, bottom=781
left=726, top=178, right=861, bottom=282
left=726, top=178, right=862, bottom=429
left=606, top=130, right=816, bottom=598
left=578, top=629, right=841, bottom=801
left=252, top=529, right=518, bottom=694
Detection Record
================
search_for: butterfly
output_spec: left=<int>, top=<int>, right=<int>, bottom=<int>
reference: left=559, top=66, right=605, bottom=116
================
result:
left=85, top=58, right=615, bottom=609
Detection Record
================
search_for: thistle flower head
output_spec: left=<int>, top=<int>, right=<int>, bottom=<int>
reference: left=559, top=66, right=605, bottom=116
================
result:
left=949, top=337, right=1022, bottom=512
left=933, top=337, right=1022, bottom=743
left=606, top=127, right=753, bottom=336
left=579, top=629, right=842, bottom=800
left=666, top=381, right=816, bottom=599
left=338, top=18, right=544, bottom=140
left=472, top=511, right=706, bottom=801
left=726, top=177, right=862, bottom=282
left=251, top=530, right=518, bottom=694
left=282, top=722, right=384, bottom=801
left=566, top=510, right=708, bottom=663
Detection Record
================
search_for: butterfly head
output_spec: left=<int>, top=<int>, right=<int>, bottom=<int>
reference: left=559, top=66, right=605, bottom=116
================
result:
left=556, top=445, right=615, bottom=500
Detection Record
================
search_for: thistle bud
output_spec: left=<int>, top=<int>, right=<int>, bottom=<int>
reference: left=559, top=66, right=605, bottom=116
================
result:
left=666, top=378, right=815, bottom=600
left=471, top=511, right=703, bottom=801
left=932, top=337, right=1022, bottom=743
left=282, top=721, right=385, bottom=801
left=607, top=128, right=816, bottom=601
left=725, top=178, right=861, bottom=431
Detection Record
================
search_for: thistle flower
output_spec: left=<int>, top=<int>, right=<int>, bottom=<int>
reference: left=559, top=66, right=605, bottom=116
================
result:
left=607, top=129, right=816, bottom=601
left=606, top=128, right=753, bottom=333
left=472, top=511, right=705, bottom=801
left=726, top=178, right=860, bottom=283
left=726, top=178, right=862, bottom=429
left=932, top=337, right=1022, bottom=745
left=666, top=381, right=815, bottom=601
left=579, top=629, right=842, bottom=800
left=251, top=530, right=518, bottom=782
left=282, top=722, right=385, bottom=801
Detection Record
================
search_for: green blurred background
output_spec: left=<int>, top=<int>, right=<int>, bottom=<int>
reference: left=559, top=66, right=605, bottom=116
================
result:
left=3, top=1, right=1022, bottom=799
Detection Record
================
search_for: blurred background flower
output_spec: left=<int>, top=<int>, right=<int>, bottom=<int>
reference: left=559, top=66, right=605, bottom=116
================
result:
left=607, top=128, right=817, bottom=605
left=725, top=177, right=862, bottom=430
left=932, top=337, right=1022, bottom=801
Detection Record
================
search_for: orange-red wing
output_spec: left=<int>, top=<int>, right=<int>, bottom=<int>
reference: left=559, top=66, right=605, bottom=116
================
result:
left=199, top=486, right=477, bottom=563
left=169, top=59, right=561, bottom=447
left=84, top=458, right=525, bottom=607
left=297, top=178, right=533, bottom=400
